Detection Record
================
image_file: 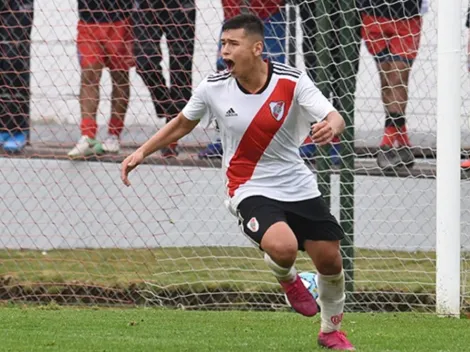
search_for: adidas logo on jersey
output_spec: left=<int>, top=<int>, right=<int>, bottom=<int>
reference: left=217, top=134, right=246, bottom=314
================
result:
left=225, top=108, right=238, bottom=117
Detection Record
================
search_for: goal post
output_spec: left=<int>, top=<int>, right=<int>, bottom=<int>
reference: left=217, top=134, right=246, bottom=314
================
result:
left=436, top=0, right=462, bottom=317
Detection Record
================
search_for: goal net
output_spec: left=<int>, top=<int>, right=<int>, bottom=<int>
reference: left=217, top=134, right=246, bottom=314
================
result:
left=1, top=0, right=469, bottom=313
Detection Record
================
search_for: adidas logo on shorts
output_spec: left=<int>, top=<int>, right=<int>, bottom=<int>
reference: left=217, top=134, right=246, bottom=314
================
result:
left=225, top=108, right=237, bottom=117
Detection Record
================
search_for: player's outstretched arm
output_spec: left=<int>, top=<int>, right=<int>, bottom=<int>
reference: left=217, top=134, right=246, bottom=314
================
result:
left=311, top=111, right=345, bottom=146
left=121, top=113, right=199, bottom=186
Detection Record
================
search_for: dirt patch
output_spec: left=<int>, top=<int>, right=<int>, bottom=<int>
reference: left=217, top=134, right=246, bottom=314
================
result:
left=0, top=276, right=441, bottom=312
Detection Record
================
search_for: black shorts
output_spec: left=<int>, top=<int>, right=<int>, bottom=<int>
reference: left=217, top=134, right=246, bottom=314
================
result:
left=237, top=196, right=344, bottom=251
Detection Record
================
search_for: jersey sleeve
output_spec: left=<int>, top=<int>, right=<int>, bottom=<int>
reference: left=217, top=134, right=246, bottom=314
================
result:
left=295, top=73, right=336, bottom=123
left=182, top=78, right=210, bottom=122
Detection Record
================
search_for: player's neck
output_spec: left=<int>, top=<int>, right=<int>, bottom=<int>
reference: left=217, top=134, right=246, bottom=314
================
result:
left=236, top=60, right=269, bottom=94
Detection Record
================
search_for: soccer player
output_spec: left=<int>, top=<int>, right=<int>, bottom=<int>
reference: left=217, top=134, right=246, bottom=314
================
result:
left=133, top=0, right=196, bottom=158
left=198, top=0, right=286, bottom=159
left=121, top=14, right=354, bottom=350
left=68, top=0, right=134, bottom=158
left=358, top=0, right=429, bottom=170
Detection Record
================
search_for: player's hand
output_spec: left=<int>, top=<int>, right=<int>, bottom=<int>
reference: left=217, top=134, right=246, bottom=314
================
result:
left=121, top=150, right=145, bottom=187
left=311, top=120, right=336, bottom=146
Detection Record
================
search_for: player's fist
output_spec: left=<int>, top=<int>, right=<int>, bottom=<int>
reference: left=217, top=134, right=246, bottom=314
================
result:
left=121, top=150, right=145, bottom=187
left=311, top=120, right=336, bottom=146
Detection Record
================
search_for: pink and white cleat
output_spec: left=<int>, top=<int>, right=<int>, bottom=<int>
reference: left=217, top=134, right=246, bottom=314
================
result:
left=280, top=274, right=318, bottom=317
left=318, top=330, right=355, bottom=351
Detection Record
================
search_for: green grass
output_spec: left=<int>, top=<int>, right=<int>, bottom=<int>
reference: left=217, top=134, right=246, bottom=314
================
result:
left=0, top=307, right=469, bottom=351
left=0, top=247, right=445, bottom=293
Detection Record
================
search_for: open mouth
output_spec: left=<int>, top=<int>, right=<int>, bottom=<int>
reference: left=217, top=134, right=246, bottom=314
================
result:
left=224, top=59, right=235, bottom=71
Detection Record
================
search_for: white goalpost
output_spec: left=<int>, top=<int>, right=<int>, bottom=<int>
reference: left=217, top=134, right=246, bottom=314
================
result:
left=436, top=0, right=462, bottom=317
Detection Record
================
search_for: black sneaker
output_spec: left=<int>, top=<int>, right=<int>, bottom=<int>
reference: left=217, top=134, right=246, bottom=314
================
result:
left=161, top=145, right=178, bottom=158
left=396, top=146, right=415, bottom=169
left=376, top=146, right=399, bottom=170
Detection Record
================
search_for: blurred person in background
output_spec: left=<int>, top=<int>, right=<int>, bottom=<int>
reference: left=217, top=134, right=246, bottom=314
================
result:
left=290, top=0, right=343, bottom=162
left=68, top=0, right=134, bottom=158
left=0, top=0, right=34, bottom=153
left=133, top=0, right=196, bottom=158
left=358, top=0, right=429, bottom=170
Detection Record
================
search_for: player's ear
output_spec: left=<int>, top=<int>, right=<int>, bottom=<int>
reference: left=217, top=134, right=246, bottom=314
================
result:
left=253, top=40, right=263, bottom=57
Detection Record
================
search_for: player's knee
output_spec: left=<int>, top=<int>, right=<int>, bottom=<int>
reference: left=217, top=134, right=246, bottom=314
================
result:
left=317, top=255, right=342, bottom=275
left=383, top=62, right=410, bottom=86
left=263, top=242, right=297, bottom=268
left=261, top=223, right=298, bottom=267
left=111, top=70, right=130, bottom=86
left=81, top=67, right=102, bottom=86
left=314, top=244, right=343, bottom=275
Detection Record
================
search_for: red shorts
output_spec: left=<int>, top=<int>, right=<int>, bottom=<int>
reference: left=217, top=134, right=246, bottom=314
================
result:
left=361, top=14, right=422, bottom=63
left=77, top=19, right=134, bottom=70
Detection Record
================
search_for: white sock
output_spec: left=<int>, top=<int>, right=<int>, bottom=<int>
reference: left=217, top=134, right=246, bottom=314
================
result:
left=317, top=270, right=345, bottom=333
left=264, top=253, right=297, bottom=283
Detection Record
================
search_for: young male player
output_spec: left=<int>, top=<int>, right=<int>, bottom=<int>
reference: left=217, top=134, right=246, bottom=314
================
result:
left=121, top=14, right=354, bottom=351
left=199, top=0, right=286, bottom=159
left=68, top=0, right=134, bottom=158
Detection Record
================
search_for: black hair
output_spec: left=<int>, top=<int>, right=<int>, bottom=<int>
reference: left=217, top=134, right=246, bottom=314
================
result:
left=221, top=14, right=265, bottom=39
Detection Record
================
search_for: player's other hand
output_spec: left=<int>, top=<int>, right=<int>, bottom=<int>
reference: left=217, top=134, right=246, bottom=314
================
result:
left=121, top=150, right=145, bottom=187
left=311, top=120, right=336, bottom=146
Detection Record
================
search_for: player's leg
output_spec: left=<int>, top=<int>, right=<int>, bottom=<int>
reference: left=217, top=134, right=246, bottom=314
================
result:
left=95, top=20, right=133, bottom=155
left=162, top=0, right=197, bottom=158
left=0, top=3, right=34, bottom=153
left=361, top=14, right=400, bottom=170
left=96, top=67, right=130, bottom=154
left=377, top=59, right=413, bottom=169
left=305, top=240, right=354, bottom=350
left=377, top=16, right=422, bottom=169
left=166, top=0, right=195, bottom=114
left=132, top=1, right=171, bottom=119
left=237, top=196, right=318, bottom=317
left=286, top=197, right=354, bottom=350
left=68, top=21, right=105, bottom=158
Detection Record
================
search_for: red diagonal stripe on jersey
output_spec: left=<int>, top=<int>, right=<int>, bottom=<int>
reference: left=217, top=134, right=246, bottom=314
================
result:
left=227, top=78, right=296, bottom=197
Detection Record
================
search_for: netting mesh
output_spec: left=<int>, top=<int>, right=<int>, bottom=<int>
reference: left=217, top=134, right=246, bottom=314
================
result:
left=0, top=0, right=469, bottom=312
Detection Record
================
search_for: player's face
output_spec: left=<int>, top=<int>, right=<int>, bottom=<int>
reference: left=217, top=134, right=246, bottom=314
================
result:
left=220, top=29, right=263, bottom=78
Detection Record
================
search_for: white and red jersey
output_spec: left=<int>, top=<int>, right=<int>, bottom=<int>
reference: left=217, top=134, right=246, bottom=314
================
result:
left=182, top=61, right=336, bottom=212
